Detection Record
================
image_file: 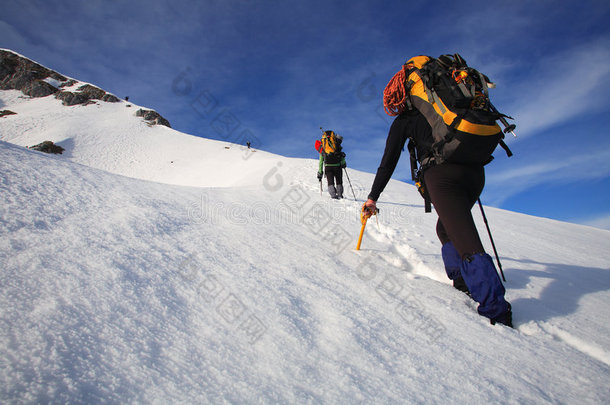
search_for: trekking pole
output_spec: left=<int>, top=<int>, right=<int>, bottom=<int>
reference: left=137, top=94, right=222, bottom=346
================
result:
left=318, top=126, right=325, bottom=196
left=343, top=168, right=357, bottom=201
left=489, top=103, right=517, bottom=138
left=477, top=198, right=506, bottom=282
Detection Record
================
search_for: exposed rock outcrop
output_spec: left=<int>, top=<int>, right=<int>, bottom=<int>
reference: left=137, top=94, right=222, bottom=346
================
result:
left=0, top=50, right=66, bottom=92
left=1, top=49, right=170, bottom=126
left=22, top=80, right=59, bottom=98
left=54, top=91, right=91, bottom=106
left=55, top=84, right=121, bottom=106
left=135, top=109, right=171, bottom=128
left=0, top=50, right=120, bottom=106
left=29, top=141, right=65, bottom=154
left=0, top=110, right=17, bottom=117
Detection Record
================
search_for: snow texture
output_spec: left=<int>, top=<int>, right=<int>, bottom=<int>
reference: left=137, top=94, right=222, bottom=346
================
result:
left=1, top=73, right=609, bottom=403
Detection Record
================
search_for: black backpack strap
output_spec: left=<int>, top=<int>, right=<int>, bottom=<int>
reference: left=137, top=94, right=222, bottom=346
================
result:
left=407, top=137, right=432, bottom=213
left=499, top=138, right=513, bottom=157
left=407, top=138, right=418, bottom=181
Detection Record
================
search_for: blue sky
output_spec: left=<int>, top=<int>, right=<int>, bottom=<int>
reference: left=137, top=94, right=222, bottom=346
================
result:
left=2, top=0, right=610, bottom=229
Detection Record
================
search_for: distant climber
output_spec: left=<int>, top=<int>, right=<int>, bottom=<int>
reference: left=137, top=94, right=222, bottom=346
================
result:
left=315, top=130, right=346, bottom=199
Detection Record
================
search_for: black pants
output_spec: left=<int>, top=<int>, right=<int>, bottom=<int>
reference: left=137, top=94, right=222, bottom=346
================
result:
left=325, top=166, right=343, bottom=187
left=424, top=163, right=485, bottom=259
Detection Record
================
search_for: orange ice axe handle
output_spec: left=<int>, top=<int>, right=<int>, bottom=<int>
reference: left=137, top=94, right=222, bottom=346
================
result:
left=356, top=204, right=377, bottom=250
left=356, top=217, right=368, bottom=250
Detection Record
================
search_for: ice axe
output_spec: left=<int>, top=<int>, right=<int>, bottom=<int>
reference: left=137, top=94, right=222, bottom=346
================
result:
left=356, top=203, right=378, bottom=250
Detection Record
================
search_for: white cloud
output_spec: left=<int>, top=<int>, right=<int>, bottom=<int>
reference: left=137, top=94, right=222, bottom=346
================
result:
left=485, top=147, right=610, bottom=206
left=576, top=213, right=610, bottom=231
left=503, top=39, right=610, bottom=138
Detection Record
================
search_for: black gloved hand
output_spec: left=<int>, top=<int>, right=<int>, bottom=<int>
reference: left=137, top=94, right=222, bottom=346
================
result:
left=317, top=172, right=323, bottom=181
left=341, top=162, right=346, bottom=169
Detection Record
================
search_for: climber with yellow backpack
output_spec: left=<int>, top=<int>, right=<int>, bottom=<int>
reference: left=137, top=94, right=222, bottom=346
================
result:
left=316, top=129, right=347, bottom=199
left=363, top=53, right=515, bottom=327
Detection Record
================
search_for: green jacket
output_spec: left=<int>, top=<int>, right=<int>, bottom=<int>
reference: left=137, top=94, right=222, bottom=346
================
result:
left=318, top=152, right=346, bottom=174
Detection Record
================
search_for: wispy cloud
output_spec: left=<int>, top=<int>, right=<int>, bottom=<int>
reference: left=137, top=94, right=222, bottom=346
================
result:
left=578, top=213, right=610, bottom=231
left=485, top=147, right=610, bottom=206
left=501, top=38, right=610, bottom=139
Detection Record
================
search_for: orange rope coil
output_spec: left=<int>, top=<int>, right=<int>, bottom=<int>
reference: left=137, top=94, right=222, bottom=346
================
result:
left=383, top=66, right=408, bottom=116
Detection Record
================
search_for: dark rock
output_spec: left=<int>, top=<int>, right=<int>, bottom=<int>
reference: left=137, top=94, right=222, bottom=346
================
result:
left=135, top=108, right=171, bottom=127
left=55, top=91, right=90, bottom=106
left=22, top=80, right=59, bottom=97
left=0, top=110, right=17, bottom=117
left=102, top=93, right=120, bottom=103
left=1, top=50, right=120, bottom=106
left=0, top=49, right=61, bottom=93
left=54, top=84, right=119, bottom=106
left=49, top=71, right=68, bottom=82
left=77, top=84, right=106, bottom=100
left=0, top=55, right=15, bottom=83
left=58, top=79, right=77, bottom=88
left=1, top=50, right=164, bottom=128
left=29, top=141, right=65, bottom=154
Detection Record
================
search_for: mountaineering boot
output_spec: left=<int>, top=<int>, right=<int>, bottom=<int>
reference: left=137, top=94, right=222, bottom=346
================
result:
left=452, top=277, right=470, bottom=296
left=336, top=184, right=344, bottom=199
left=460, top=253, right=512, bottom=327
left=441, top=242, right=470, bottom=296
left=328, top=185, right=338, bottom=199
left=491, top=303, right=513, bottom=328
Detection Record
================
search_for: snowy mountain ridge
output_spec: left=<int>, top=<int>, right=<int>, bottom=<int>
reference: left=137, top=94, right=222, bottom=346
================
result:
left=0, top=48, right=282, bottom=188
left=1, top=50, right=609, bottom=403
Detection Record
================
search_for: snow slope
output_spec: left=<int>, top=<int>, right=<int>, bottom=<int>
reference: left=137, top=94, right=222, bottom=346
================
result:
left=1, top=65, right=610, bottom=403
left=0, top=87, right=278, bottom=188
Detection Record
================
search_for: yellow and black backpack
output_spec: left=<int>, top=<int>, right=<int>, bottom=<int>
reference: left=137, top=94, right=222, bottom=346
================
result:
left=320, top=130, right=341, bottom=155
left=385, top=53, right=515, bottom=167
